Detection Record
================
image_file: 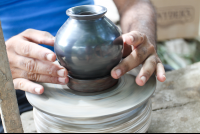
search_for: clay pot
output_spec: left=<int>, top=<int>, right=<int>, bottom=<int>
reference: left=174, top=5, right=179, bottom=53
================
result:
left=54, top=5, right=123, bottom=80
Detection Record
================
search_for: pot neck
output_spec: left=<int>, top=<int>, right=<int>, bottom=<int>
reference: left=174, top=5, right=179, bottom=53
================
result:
left=66, top=5, right=107, bottom=20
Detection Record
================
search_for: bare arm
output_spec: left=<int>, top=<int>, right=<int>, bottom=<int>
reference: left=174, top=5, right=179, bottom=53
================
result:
left=111, top=0, right=166, bottom=86
left=114, top=0, right=156, bottom=47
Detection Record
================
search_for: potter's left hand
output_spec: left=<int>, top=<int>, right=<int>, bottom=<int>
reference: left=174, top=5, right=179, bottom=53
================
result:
left=111, top=31, right=166, bottom=86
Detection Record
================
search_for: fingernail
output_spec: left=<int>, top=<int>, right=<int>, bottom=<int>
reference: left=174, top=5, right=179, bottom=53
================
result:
left=57, top=69, right=65, bottom=77
left=58, top=77, right=67, bottom=84
left=163, top=75, right=166, bottom=79
left=130, top=36, right=134, bottom=42
left=140, top=76, right=146, bottom=83
left=46, top=54, right=54, bottom=61
left=115, top=69, right=122, bottom=78
left=35, top=88, right=41, bottom=94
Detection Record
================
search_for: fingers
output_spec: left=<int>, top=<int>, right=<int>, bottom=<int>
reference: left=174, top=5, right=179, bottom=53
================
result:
left=13, top=39, right=56, bottom=62
left=112, top=30, right=166, bottom=86
left=11, top=55, right=68, bottom=77
left=112, top=54, right=166, bottom=86
left=136, top=62, right=166, bottom=86
left=20, top=29, right=55, bottom=46
left=111, top=43, right=155, bottom=79
left=12, top=68, right=69, bottom=85
left=7, top=29, right=69, bottom=94
left=122, top=31, right=146, bottom=48
left=135, top=55, right=158, bottom=86
left=156, top=63, right=166, bottom=82
left=13, top=78, right=44, bottom=94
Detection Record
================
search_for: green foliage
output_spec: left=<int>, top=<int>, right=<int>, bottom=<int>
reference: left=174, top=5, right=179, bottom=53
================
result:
left=157, top=38, right=200, bottom=70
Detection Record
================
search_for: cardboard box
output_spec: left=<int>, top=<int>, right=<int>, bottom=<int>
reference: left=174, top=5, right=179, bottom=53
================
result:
left=95, top=0, right=200, bottom=41
left=151, top=0, right=200, bottom=41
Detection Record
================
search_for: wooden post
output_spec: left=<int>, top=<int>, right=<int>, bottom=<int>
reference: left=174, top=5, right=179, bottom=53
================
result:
left=0, top=22, right=24, bottom=133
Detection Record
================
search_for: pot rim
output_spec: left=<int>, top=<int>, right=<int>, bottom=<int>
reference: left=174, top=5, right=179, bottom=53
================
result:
left=66, top=5, right=107, bottom=20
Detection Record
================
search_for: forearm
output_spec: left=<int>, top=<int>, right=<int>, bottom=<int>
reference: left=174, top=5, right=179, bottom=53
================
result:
left=112, top=0, right=166, bottom=86
left=114, top=0, right=157, bottom=48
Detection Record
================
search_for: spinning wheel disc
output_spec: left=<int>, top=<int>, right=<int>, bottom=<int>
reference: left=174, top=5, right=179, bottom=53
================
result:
left=26, top=74, right=156, bottom=118
left=26, top=74, right=156, bottom=133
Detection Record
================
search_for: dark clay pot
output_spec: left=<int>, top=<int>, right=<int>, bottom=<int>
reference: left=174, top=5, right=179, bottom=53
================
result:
left=54, top=5, right=123, bottom=80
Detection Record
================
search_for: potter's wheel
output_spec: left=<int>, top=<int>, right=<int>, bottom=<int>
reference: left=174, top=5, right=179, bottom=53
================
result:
left=26, top=74, right=156, bottom=133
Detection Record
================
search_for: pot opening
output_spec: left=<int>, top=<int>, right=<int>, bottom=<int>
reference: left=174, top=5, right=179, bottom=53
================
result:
left=78, top=12, right=96, bottom=15
left=66, top=5, right=107, bottom=20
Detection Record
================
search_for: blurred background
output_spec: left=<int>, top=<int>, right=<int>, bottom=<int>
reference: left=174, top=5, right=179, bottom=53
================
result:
left=94, top=0, right=200, bottom=70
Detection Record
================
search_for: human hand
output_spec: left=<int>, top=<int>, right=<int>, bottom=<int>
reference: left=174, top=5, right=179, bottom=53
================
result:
left=6, top=29, right=68, bottom=94
left=111, top=31, right=166, bottom=86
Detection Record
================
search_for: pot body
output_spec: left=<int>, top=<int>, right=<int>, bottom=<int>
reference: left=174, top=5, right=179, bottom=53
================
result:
left=55, top=6, right=123, bottom=79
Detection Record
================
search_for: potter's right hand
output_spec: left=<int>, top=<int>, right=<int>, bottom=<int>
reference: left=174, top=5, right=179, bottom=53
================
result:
left=6, top=29, right=69, bottom=94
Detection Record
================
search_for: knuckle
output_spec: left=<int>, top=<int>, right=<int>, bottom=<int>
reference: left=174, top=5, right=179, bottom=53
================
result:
left=137, top=54, right=143, bottom=62
left=134, top=52, right=143, bottom=62
left=149, top=44, right=156, bottom=53
left=46, top=66, right=54, bottom=75
left=138, top=46, right=147, bottom=55
left=130, top=31, right=139, bottom=42
left=23, top=59, right=36, bottom=72
left=27, top=72, right=40, bottom=81
left=149, top=58, right=157, bottom=68
left=21, top=43, right=31, bottom=56
left=36, top=31, right=52, bottom=44
left=21, top=29, right=32, bottom=38
left=43, top=31, right=51, bottom=38
left=130, top=51, right=143, bottom=64
left=142, top=33, right=147, bottom=39
left=144, top=70, right=151, bottom=78
left=23, top=29, right=34, bottom=34
left=134, top=31, right=145, bottom=43
left=139, top=33, right=145, bottom=42
left=134, top=33, right=140, bottom=42
left=18, top=80, right=25, bottom=89
left=37, top=39, right=44, bottom=44
left=156, top=56, right=162, bottom=63
left=6, top=41, right=12, bottom=51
